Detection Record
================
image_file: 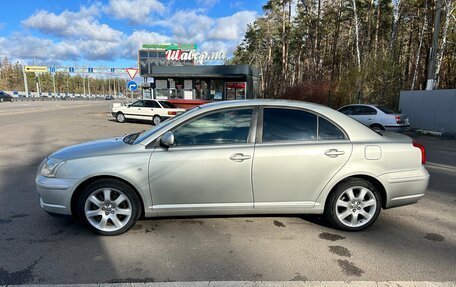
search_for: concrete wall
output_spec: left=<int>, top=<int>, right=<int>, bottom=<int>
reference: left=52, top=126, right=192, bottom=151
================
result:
left=399, top=89, right=456, bottom=134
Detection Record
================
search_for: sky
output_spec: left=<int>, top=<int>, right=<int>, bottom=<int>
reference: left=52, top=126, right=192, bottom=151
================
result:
left=0, top=0, right=265, bottom=68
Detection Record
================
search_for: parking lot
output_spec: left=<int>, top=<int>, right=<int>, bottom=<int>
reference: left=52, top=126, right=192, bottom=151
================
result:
left=0, top=101, right=455, bottom=285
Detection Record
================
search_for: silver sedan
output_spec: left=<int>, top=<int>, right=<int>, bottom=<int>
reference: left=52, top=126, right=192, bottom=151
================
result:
left=36, top=100, right=429, bottom=235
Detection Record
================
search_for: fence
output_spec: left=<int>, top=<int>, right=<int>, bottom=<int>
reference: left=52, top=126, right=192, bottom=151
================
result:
left=399, top=89, right=456, bottom=134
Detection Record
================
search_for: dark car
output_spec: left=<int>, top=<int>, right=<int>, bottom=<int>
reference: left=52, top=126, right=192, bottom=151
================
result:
left=105, top=95, right=114, bottom=100
left=0, top=91, right=14, bottom=102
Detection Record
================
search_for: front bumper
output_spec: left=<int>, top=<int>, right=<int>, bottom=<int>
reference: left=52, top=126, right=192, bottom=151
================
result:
left=36, top=175, right=80, bottom=215
left=378, top=166, right=430, bottom=208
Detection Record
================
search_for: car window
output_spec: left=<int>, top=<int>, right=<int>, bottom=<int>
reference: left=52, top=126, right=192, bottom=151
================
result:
left=376, top=106, right=395, bottom=114
left=173, top=109, right=253, bottom=146
left=262, top=108, right=317, bottom=142
left=144, top=101, right=160, bottom=108
left=130, top=100, right=145, bottom=107
left=338, top=106, right=353, bottom=115
left=353, top=106, right=376, bottom=115
left=318, top=117, right=346, bottom=140
left=159, top=101, right=177, bottom=109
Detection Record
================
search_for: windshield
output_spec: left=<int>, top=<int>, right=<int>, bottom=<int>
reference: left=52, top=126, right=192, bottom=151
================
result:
left=159, top=101, right=177, bottom=109
left=376, top=105, right=396, bottom=114
left=133, top=106, right=200, bottom=144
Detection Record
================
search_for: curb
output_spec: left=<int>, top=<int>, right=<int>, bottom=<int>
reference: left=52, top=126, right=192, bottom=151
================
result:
left=5, top=281, right=456, bottom=287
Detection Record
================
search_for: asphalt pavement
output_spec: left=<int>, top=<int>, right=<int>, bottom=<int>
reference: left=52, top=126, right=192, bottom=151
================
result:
left=0, top=101, right=455, bottom=285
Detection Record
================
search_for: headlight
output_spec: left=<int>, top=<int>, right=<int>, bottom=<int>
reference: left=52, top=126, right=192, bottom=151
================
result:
left=40, top=157, right=66, bottom=178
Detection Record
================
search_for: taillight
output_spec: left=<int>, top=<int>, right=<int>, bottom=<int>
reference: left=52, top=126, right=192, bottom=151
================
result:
left=395, top=116, right=402, bottom=123
left=413, top=141, right=426, bottom=164
left=168, top=111, right=177, bottom=115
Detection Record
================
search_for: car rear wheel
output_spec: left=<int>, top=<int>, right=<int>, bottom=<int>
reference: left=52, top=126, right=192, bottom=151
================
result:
left=153, top=115, right=162, bottom=125
left=325, top=178, right=381, bottom=231
left=77, top=179, right=141, bottom=236
left=370, top=124, right=384, bottom=132
left=116, top=112, right=126, bottom=123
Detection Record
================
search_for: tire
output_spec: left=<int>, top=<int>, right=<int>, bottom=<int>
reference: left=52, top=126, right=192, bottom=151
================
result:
left=325, top=178, right=381, bottom=231
left=153, top=115, right=162, bottom=125
left=116, top=112, right=126, bottom=123
left=76, top=179, right=141, bottom=236
left=369, top=124, right=384, bottom=132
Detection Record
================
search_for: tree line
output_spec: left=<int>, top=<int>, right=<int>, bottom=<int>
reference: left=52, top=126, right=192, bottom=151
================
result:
left=232, top=0, right=455, bottom=109
left=0, top=58, right=127, bottom=96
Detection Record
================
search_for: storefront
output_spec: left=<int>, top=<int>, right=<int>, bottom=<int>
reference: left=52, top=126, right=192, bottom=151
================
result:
left=140, top=64, right=259, bottom=105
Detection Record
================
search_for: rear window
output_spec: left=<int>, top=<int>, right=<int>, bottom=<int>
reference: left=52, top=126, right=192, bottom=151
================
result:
left=263, top=108, right=317, bottom=142
left=376, top=106, right=395, bottom=114
left=159, top=101, right=177, bottom=109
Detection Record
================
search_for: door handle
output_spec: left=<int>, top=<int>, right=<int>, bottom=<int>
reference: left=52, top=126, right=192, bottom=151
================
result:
left=229, top=153, right=251, bottom=162
left=324, top=149, right=345, bottom=158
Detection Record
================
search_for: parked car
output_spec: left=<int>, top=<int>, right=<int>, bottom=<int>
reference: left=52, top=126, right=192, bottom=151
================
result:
left=36, top=100, right=429, bottom=235
left=111, top=99, right=185, bottom=125
left=105, top=95, right=114, bottom=100
left=0, top=91, right=13, bottom=102
left=338, top=104, right=410, bottom=132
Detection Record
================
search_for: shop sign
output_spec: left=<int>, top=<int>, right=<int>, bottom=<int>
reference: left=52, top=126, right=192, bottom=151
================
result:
left=226, top=82, right=246, bottom=89
left=142, top=43, right=197, bottom=50
left=165, top=50, right=226, bottom=64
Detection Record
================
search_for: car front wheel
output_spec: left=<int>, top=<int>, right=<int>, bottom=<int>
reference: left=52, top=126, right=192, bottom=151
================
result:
left=77, top=179, right=141, bottom=235
left=325, top=178, right=381, bottom=231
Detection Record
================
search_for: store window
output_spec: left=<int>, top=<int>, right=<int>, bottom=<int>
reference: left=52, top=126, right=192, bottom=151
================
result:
left=226, top=82, right=246, bottom=100
left=210, top=80, right=224, bottom=100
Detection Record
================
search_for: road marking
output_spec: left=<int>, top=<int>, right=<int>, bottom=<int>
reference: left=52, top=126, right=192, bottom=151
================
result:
left=426, top=162, right=456, bottom=172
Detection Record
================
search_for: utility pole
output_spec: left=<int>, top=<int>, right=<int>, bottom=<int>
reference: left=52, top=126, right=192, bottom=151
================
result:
left=87, top=76, right=91, bottom=96
left=22, top=66, right=29, bottom=97
left=52, top=73, right=56, bottom=95
left=426, top=0, right=442, bottom=90
left=33, top=55, right=41, bottom=96
left=83, top=73, right=86, bottom=97
left=66, top=75, right=70, bottom=95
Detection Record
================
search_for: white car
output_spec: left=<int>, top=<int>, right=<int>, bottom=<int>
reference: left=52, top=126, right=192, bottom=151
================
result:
left=111, top=99, right=186, bottom=125
left=338, top=104, right=410, bottom=132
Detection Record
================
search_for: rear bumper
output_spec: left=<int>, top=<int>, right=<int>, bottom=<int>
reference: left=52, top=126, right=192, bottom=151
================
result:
left=384, top=125, right=410, bottom=132
left=377, top=166, right=429, bottom=208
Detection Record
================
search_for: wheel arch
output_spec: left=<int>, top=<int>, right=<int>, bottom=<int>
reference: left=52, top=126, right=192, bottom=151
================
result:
left=71, top=175, right=145, bottom=218
left=323, top=174, right=387, bottom=211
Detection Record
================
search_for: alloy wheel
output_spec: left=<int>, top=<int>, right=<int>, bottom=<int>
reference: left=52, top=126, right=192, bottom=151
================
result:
left=84, top=188, right=132, bottom=232
left=335, top=186, right=377, bottom=228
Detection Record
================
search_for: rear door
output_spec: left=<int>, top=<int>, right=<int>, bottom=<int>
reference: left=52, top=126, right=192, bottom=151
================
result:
left=352, top=105, right=377, bottom=126
left=144, top=100, right=161, bottom=120
left=252, top=107, right=352, bottom=209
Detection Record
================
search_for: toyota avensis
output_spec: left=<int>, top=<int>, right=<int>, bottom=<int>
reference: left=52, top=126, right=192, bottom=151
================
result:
left=36, top=100, right=429, bottom=235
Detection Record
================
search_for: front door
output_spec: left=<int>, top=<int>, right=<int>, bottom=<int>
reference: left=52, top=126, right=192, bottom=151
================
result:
left=149, top=108, right=256, bottom=214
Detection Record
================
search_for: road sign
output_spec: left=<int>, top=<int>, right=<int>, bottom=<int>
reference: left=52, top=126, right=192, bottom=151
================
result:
left=49, top=67, right=56, bottom=73
left=24, top=66, right=48, bottom=73
left=88, top=67, right=94, bottom=73
left=127, top=80, right=138, bottom=92
left=126, top=68, right=138, bottom=79
left=68, top=67, right=75, bottom=73
left=111, top=68, right=115, bottom=73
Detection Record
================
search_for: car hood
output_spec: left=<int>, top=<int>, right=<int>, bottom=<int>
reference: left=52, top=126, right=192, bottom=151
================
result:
left=50, top=137, right=131, bottom=160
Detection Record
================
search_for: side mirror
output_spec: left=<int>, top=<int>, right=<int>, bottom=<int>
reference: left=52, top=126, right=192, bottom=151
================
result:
left=160, top=131, right=175, bottom=148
